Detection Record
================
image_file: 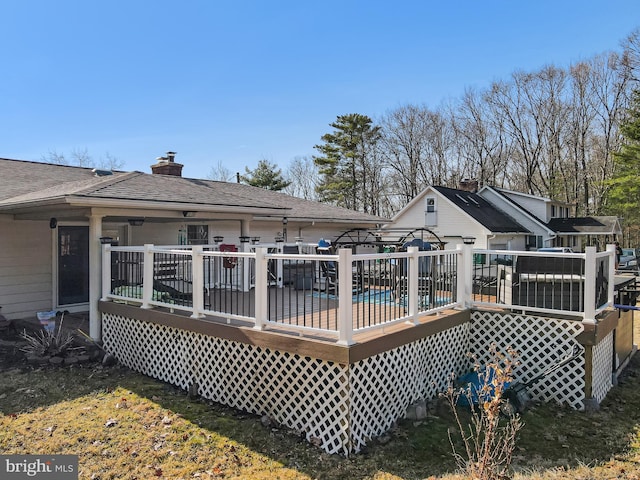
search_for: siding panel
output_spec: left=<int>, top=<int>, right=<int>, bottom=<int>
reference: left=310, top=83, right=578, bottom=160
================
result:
left=0, top=220, right=53, bottom=319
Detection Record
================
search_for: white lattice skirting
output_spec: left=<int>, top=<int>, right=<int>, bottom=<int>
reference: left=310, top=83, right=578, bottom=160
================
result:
left=591, top=330, right=614, bottom=404
left=470, top=311, right=587, bottom=410
left=102, top=309, right=614, bottom=454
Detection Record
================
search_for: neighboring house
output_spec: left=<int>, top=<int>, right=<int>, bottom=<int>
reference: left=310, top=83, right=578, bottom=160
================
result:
left=479, top=186, right=622, bottom=251
left=384, top=184, right=531, bottom=250
left=385, top=181, right=622, bottom=252
left=0, top=155, right=386, bottom=322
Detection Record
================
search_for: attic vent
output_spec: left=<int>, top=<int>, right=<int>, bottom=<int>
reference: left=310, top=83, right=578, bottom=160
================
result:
left=92, top=168, right=113, bottom=177
left=455, top=194, right=469, bottom=205
left=469, top=196, right=480, bottom=206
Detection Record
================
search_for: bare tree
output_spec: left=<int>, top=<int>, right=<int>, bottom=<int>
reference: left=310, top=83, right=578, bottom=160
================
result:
left=71, top=147, right=92, bottom=167
left=207, top=160, right=235, bottom=182
left=452, top=88, right=512, bottom=187
left=378, top=104, right=432, bottom=203
left=41, top=149, right=67, bottom=165
left=283, top=156, right=319, bottom=200
left=41, top=148, right=123, bottom=170
left=96, top=152, right=124, bottom=171
left=567, top=61, right=597, bottom=215
left=486, top=73, right=548, bottom=195
left=621, top=27, right=640, bottom=82
left=587, top=51, right=633, bottom=213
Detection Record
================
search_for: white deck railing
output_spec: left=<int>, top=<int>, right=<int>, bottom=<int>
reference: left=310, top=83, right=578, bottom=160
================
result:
left=101, top=243, right=616, bottom=343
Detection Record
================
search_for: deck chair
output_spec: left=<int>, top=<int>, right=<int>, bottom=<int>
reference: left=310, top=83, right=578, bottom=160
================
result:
left=391, top=239, right=432, bottom=307
left=317, top=240, right=337, bottom=293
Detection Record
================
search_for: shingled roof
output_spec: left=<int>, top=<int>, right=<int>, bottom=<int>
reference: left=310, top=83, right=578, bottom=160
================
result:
left=433, top=186, right=530, bottom=233
left=0, top=158, right=386, bottom=224
left=547, top=216, right=621, bottom=234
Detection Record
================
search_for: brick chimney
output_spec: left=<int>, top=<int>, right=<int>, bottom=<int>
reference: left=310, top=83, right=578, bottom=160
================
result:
left=151, top=151, right=183, bottom=176
left=459, top=178, right=478, bottom=193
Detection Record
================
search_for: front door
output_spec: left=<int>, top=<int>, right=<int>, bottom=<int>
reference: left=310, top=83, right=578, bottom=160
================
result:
left=58, top=226, right=89, bottom=306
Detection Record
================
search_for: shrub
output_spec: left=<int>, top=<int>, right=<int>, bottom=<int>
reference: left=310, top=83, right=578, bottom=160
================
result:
left=20, top=314, right=75, bottom=357
left=443, top=346, right=523, bottom=480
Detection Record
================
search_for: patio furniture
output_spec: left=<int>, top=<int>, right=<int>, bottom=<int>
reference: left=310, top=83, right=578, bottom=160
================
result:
left=509, top=255, right=585, bottom=311
left=317, top=241, right=337, bottom=293
left=281, top=245, right=315, bottom=288
left=390, top=239, right=432, bottom=306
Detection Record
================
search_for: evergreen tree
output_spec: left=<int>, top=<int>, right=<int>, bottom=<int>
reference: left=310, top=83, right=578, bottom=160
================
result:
left=313, top=113, right=381, bottom=211
left=240, top=159, right=291, bottom=191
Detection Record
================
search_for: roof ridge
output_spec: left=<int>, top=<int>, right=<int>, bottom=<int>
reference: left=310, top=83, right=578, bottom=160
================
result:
left=73, top=171, right=140, bottom=195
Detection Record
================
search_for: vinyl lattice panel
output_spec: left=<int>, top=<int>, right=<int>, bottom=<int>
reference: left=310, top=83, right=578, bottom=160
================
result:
left=591, top=330, right=614, bottom=404
left=102, top=309, right=614, bottom=454
left=102, top=313, right=351, bottom=454
left=470, top=311, right=586, bottom=410
left=349, top=322, right=469, bottom=452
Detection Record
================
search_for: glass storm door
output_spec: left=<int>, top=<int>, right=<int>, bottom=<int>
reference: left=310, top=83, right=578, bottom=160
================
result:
left=58, top=226, right=89, bottom=305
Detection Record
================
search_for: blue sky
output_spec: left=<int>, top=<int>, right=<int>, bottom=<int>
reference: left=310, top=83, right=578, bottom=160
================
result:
left=1, top=1, right=638, bottom=179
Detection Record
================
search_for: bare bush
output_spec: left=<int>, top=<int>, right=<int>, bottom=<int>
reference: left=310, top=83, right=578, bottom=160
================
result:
left=443, top=346, right=523, bottom=480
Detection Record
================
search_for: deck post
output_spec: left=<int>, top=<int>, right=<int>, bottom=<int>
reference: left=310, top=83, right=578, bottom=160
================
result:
left=190, top=246, right=205, bottom=319
left=101, top=243, right=111, bottom=301
left=407, top=246, right=419, bottom=324
left=583, top=246, right=597, bottom=324
left=457, top=244, right=473, bottom=308
left=254, top=247, right=268, bottom=330
left=606, top=243, right=616, bottom=307
left=337, top=248, right=354, bottom=345
left=141, top=244, right=155, bottom=310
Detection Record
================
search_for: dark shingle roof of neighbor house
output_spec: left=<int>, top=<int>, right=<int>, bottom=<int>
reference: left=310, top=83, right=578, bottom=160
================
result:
left=547, top=216, right=620, bottom=234
left=0, top=158, right=386, bottom=223
left=433, top=186, right=530, bottom=233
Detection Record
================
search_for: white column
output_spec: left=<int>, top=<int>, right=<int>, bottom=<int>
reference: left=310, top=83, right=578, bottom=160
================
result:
left=88, top=214, right=104, bottom=341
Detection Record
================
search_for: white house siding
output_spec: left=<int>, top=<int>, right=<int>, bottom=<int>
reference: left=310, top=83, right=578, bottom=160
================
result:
left=500, top=192, right=548, bottom=222
left=488, top=234, right=527, bottom=251
left=390, top=190, right=490, bottom=248
left=125, top=220, right=355, bottom=249
left=0, top=219, right=53, bottom=320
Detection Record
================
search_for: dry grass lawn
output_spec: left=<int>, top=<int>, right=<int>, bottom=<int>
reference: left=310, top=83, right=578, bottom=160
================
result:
left=1, top=317, right=640, bottom=479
